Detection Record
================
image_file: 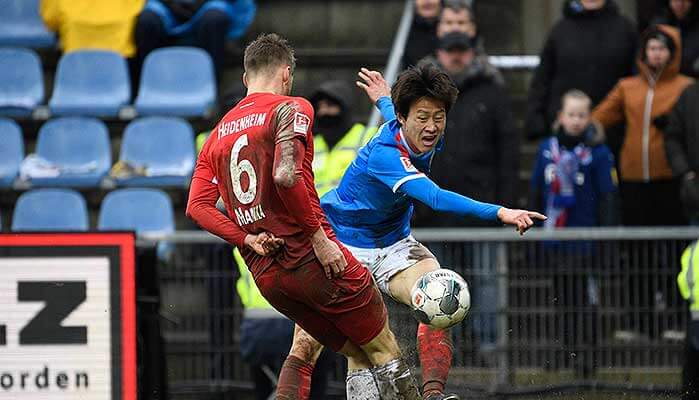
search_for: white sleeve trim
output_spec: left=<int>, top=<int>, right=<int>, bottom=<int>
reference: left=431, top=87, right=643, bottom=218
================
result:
left=392, top=173, right=426, bottom=193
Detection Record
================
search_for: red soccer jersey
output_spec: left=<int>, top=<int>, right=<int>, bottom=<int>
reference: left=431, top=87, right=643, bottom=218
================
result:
left=192, top=92, right=332, bottom=274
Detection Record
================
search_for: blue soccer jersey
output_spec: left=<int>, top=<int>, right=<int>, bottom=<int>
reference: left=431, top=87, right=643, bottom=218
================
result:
left=321, top=97, right=501, bottom=248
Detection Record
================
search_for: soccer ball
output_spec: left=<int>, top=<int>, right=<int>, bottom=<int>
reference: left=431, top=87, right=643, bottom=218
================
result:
left=410, top=269, right=470, bottom=329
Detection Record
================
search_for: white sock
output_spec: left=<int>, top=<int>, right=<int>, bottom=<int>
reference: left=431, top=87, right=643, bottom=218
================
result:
left=371, top=358, right=420, bottom=400
left=346, top=368, right=380, bottom=400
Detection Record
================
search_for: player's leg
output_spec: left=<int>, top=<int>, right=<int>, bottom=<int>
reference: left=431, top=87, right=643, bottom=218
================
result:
left=257, top=260, right=386, bottom=399
left=383, top=238, right=458, bottom=400
left=277, top=324, right=324, bottom=400
left=318, top=253, right=420, bottom=400
left=281, top=324, right=378, bottom=400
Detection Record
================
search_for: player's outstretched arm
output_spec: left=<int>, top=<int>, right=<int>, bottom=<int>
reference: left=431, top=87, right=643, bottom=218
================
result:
left=496, top=208, right=547, bottom=235
left=399, top=177, right=546, bottom=235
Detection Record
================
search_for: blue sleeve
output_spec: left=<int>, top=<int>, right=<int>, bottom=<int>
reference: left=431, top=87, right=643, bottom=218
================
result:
left=594, top=146, right=617, bottom=194
left=399, top=176, right=502, bottom=221
left=376, top=96, right=396, bottom=121
left=367, top=142, right=425, bottom=192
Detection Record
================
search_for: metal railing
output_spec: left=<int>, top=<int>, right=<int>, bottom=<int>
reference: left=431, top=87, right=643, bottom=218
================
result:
left=141, top=227, right=699, bottom=398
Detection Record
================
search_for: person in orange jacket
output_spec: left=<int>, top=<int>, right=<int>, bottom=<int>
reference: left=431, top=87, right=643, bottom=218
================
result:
left=593, top=24, right=694, bottom=226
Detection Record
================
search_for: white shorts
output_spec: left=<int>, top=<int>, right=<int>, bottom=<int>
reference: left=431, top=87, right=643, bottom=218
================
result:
left=343, top=235, right=436, bottom=296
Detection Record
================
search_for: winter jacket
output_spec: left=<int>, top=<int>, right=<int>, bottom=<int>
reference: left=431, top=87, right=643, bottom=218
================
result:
left=664, top=82, right=699, bottom=217
left=530, top=125, right=618, bottom=228
left=525, top=0, right=637, bottom=139
left=593, top=25, right=694, bottom=182
left=143, top=0, right=256, bottom=39
left=652, top=0, right=699, bottom=78
left=403, top=15, right=439, bottom=68
left=413, top=56, right=519, bottom=227
left=41, top=0, right=145, bottom=57
left=665, top=82, right=699, bottom=176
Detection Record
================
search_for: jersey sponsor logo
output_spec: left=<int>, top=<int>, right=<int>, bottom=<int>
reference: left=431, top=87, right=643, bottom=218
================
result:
left=217, top=113, right=267, bottom=139
left=400, top=157, right=418, bottom=173
left=293, top=113, right=310, bottom=134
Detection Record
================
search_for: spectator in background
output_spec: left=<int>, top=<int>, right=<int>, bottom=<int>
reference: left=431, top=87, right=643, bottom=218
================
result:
left=678, top=240, right=699, bottom=400
left=652, top=0, right=699, bottom=78
left=530, top=90, right=618, bottom=378
left=135, top=0, right=256, bottom=78
left=403, top=0, right=441, bottom=67
left=309, top=80, right=377, bottom=197
left=664, top=82, right=699, bottom=224
left=434, top=0, right=504, bottom=86
left=593, top=25, right=694, bottom=226
left=530, top=90, right=618, bottom=230
left=525, top=0, right=637, bottom=139
left=40, top=0, right=145, bottom=57
left=415, top=31, right=518, bottom=350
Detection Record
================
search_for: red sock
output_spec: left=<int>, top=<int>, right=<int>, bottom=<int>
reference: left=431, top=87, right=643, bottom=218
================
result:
left=276, top=355, right=314, bottom=400
left=417, top=323, right=453, bottom=396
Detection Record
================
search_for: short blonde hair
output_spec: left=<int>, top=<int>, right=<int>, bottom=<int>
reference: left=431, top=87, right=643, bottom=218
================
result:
left=560, top=89, right=592, bottom=111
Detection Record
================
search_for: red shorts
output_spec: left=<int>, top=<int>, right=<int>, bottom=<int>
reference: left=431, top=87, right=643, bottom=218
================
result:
left=254, top=247, right=387, bottom=352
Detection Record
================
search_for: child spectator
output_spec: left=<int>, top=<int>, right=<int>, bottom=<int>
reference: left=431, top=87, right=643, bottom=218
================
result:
left=530, top=89, right=618, bottom=378
left=530, top=90, right=618, bottom=229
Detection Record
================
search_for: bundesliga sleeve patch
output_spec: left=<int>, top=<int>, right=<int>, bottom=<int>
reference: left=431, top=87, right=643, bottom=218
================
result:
left=293, top=112, right=310, bottom=134
left=400, top=157, right=418, bottom=172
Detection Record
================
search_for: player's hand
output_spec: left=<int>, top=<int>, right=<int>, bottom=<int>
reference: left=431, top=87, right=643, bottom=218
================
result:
left=357, top=68, right=391, bottom=104
left=497, top=208, right=547, bottom=235
left=244, top=232, right=285, bottom=256
left=310, top=229, right=347, bottom=279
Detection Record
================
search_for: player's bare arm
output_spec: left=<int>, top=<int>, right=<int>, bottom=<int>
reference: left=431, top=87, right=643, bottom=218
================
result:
left=272, top=102, right=348, bottom=278
left=497, top=208, right=547, bottom=235
left=357, top=67, right=391, bottom=104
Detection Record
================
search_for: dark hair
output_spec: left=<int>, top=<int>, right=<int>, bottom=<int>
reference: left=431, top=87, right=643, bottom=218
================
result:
left=391, top=64, right=459, bottom=118
left=442, top=0, right=473, bottom=18
left=243, top=33, right=296, bottom=76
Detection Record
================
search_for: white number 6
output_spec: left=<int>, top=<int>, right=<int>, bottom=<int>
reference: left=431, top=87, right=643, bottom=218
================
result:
left=230, top=134, right=257, bottom=204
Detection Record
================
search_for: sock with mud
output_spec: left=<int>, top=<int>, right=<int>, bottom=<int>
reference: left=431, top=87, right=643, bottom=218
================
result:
left=417, top=323, right=453, bottom=396
left=371, top=358, right=420, bottom=400
left=276, top=355, right=314, bottom=400
left=346, top=368, right=380, bottom=400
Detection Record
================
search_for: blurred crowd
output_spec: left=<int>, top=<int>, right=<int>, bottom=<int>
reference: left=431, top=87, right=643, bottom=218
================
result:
left=400, top=0, right=699, bottom=231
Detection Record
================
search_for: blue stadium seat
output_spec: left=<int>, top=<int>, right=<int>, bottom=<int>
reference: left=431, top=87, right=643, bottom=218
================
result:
left=116, top=117, right=195, bottom=187
left=98, top=188, right=174, bottom=234
left=0, top=48, right=44, bottom=117
left=32, top=117, right=111, bottom=187
left=12, top=189, right=88, bottom=231
left=0, top=118, right=23, bottom=187
left=49, top=50, right=130, bottom=117
left=0, top=0, right=55, bottom=48
left=135, top=47, right=215, bottom=117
